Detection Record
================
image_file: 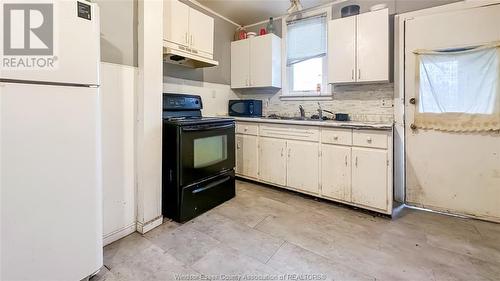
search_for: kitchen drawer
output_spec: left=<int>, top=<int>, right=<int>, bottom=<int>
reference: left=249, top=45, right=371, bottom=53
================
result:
left=260, top=123, right=319, bottom=142
left=321, top=128, right=352, bottom=145
left=236, top=122, right=259, bottom=135
left=352, top=130, right=388, bottom=149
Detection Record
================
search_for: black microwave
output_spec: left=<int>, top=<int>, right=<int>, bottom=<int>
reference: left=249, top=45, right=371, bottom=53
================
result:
left=228, top=100, right=262, bottom=117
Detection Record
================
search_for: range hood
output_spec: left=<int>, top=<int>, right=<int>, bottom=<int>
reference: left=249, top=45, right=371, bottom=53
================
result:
left=163, top=44, right=219, bottom=69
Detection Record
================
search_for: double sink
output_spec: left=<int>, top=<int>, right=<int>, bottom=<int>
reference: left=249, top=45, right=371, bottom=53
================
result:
left=260, top=115, right=391, bottom=129
left=264, top=115, right=336, bottom=122
left=264, top=115, right=333, bottom=122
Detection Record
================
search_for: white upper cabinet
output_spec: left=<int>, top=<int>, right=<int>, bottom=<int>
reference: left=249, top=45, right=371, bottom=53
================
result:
left=357, top=9, right=389, bottom=82
left=231, top=39, right=251, bottom=88
left=328, top=9, right=389, bottom=84
left=164, top=0, right=190, bottom=47
left=231, top=34, right=282, bottom=89
left=163, top=0, right=214, bottom=59
left=188, top=8, right=214, bottom=56
left=328, top=16, right=356, bottom=83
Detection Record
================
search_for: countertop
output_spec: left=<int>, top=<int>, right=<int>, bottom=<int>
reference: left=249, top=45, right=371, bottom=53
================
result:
left=231, top=116, right=394, bottom=130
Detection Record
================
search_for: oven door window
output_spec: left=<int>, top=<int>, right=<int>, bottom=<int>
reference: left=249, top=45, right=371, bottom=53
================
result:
left=194, top=135, right=228, bottom=168
left=180, top=122, right=235, bottom=186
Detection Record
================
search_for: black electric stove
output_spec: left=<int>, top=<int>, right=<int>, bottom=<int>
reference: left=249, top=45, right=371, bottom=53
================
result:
left=162, top=93, right=235, bottom=222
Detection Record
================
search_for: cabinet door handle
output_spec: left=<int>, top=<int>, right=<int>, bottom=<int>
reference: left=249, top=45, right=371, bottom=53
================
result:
left=358, top=69, right=361, bottom=80
left=367, top=137, right=372, bottom=143
left=355, top=156, right=358, bottom=167
left=351, top=69, right=354, bottom=80
left=345, top=155, right=348, bottom=166
left=191, top=35, right=194, bottom=46
left=237, top=142, right=241, bottom=149
left=288, top=148, right=291, bottom=158
left=281, top=147, right=284, bottom=157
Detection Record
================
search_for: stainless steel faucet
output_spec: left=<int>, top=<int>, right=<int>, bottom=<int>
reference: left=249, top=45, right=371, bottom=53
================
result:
left=299, top=105, right=305, bottom=119
left=317, top=102, right=323, bottom=120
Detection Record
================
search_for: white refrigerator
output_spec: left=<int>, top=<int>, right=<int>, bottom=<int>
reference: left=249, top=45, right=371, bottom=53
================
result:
left=1, top=1, right=103, bottom=280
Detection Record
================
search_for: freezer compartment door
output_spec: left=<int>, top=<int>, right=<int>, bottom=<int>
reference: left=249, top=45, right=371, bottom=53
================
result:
left=0, top=0, right=100, bottom=85
left=0, top=82, right=103, bottom=281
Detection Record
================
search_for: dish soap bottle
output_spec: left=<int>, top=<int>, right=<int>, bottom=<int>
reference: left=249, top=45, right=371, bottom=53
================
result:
left=266, top=17, right=275, bottom=34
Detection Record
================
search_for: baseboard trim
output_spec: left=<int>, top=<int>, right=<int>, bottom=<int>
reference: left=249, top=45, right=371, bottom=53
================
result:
left=405, top=203, right=500, bottom=224
left=103, top=222, right=137, bottom=246
left=136, top=216, right=163, bottom=234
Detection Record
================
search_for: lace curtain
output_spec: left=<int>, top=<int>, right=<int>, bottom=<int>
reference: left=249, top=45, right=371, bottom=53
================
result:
left=413, top=42, right=500, bottom=132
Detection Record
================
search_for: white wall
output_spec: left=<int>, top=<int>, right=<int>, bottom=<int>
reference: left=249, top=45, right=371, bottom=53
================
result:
left=163, top=77, right=239, bottom=116
left=95, top=0, right=138, bottom=66
left=100, top=63, right=137, bottom=245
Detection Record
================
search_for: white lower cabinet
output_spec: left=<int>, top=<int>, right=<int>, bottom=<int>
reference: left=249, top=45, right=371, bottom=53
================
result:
left=259, top=137, right=287, bottom=186
left=235, top=134, right=259, bottom=179
left=287, top=141, right=319, bottom=194
left=321, top=144, right=351, bottom=201
left=235, top=121, right=393, bottom=215
left=351, top=147, right=388, bottom=210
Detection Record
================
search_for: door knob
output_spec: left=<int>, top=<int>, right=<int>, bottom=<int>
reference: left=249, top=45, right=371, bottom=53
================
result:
left=410, top=123, right=417, bottom=130
left=409, top=98, right=416, bottom=105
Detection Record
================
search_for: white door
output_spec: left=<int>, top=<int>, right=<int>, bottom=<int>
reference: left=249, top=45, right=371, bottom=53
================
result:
left=163, top=0, right=190, bottom=47
left=357, top=8, right=389, bottom=82
left=236, top=134, right=259, bottom=179
left=321, top=145, right=351, bottom=201
left=287, top=141, right=320, bottom=194
left=231, top=39, right=250, bottom=88
left=351, top=147, right=388, bottom=211
left=188, top=7, right=214, bottom=55
left=0, top=82, right=102, bottom=280
left=328, top=16, right=356, bottom=83
left=404, top=5, right=500, bottom=221
left=250, top=35, right=272, bottom=87
left=259, top=137, right=287, bottom=186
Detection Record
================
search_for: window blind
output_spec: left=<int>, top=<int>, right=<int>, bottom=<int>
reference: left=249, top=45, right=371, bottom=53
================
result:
left=286, top=14, right=327, bottom=66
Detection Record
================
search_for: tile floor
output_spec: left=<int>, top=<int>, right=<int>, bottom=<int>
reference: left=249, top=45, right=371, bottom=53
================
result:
left=94, top=180, right=500, bottom=281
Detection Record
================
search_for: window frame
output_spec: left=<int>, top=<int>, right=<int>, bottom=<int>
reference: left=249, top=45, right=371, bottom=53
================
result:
left=281, top=7, right=332, bottom=99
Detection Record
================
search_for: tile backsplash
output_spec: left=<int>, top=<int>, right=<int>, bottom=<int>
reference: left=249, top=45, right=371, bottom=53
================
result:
left=238, top=83, right=394, bottom=123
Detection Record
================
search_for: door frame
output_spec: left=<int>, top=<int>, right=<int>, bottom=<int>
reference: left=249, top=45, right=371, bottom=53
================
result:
left=394, top=0, right=500, bottom=215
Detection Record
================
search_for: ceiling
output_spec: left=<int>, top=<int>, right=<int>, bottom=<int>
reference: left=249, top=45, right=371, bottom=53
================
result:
left=196, top=0, right=334, bottom=26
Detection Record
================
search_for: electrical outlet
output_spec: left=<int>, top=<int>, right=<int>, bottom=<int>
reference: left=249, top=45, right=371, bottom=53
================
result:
left=381, top=99, right=393, bottom=108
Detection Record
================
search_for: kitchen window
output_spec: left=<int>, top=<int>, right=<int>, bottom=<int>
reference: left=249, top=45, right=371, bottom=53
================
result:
left=282, top=10, right=330, bottom=99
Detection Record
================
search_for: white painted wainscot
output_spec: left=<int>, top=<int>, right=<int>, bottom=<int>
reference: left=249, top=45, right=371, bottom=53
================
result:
left=235, top=118, right=394, bottom=215
left=100, top=62, right=137, bottom=245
